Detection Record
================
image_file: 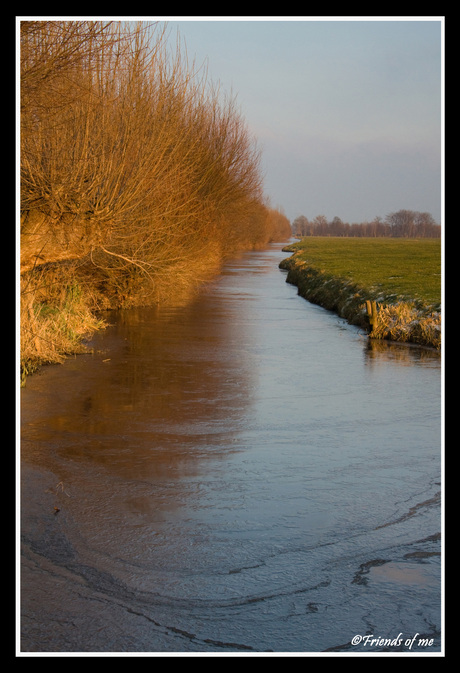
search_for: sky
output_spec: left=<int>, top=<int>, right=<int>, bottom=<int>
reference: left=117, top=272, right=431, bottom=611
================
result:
left=160, top=17, right=443, bottom=225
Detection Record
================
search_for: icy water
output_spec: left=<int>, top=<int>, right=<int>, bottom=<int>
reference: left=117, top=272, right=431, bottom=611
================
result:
left=20, top=243, right=442, bottom=655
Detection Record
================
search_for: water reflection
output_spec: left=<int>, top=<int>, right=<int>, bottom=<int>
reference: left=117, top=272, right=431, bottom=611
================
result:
left=365, top=338, right=441, bottom=367
left=22, top=295, right=256, bottom=482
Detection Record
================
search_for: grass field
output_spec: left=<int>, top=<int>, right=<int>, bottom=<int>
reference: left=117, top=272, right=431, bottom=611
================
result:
left=280, top=237, right=442, bottom=348
left=284, top=237, right=441, bottom=310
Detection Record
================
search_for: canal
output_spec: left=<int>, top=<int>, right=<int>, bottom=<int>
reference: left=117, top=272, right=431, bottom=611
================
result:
left=20, top=242, right=442, bottom=654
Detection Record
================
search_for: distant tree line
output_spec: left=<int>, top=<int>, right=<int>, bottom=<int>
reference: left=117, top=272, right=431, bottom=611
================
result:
left=292, top=210, right=441, bottom=238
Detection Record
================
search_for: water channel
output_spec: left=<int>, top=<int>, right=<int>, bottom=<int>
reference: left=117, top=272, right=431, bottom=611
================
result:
left=20, top=243, right=443, bottom=655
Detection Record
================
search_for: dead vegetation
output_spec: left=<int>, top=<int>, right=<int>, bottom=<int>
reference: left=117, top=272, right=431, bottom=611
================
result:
left=369, top=303, right=441, bottom=350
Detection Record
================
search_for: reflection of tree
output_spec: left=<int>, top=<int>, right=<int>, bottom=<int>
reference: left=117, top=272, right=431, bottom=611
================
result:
left=364, top=338, right=441, bottom=367
left=23, top=287, right=255, bottom=483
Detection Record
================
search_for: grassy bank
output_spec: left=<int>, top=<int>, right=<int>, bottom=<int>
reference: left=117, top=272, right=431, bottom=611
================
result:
left=280, top=237, right=441, bottom=349
left=20, top=269, right=106, bottom=384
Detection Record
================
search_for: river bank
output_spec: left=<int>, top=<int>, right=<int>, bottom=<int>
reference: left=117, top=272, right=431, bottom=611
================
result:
left=279, top=242, right=441, bottom=350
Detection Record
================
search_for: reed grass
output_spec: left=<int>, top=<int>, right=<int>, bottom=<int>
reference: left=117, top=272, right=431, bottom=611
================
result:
left=369, top=303, right=441, bottom=349
left=20, top=269, right=106, bottom=384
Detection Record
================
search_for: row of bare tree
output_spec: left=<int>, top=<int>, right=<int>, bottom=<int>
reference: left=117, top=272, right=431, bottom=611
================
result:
left=20, top=21, right=290, bottom=309
left=292, top=211, right=441, bottom=239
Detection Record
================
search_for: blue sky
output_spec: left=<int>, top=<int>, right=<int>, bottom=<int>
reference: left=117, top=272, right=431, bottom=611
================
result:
left=163, top=17, right=443, bottom=225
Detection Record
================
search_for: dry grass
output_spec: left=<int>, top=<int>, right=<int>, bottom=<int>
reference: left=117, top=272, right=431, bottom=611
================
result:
left=370, top=303, right=441, bottom=349
left=20, top=269, right=106, bottom=383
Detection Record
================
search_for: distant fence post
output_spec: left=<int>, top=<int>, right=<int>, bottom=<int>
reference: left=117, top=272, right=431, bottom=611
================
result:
left=366, top=300, right=378, bottom=329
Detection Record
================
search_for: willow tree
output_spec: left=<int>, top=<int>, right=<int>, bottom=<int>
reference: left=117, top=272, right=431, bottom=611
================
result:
left=20, top=20, right=285, bottom=375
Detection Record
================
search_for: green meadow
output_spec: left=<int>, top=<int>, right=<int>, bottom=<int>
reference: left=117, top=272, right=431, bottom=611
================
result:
left=284, top=237, right=441, bottom=311
left=280, top=237, right=441, bottom=348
